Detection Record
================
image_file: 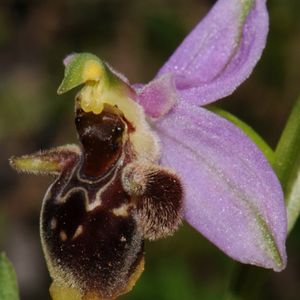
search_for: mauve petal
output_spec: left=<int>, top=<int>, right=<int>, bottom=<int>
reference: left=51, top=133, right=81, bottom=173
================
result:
left=135, top=74, right=178, bottom=119
left=157, top=0, right=268, bottom=106
left=153, top=102, right=287, bottom=271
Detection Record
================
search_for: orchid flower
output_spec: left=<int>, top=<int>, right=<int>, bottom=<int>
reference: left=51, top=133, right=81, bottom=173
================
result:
left=10, top=0, right=287, bottom=299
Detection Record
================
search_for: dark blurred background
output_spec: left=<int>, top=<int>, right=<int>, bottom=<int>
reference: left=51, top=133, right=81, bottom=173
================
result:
left=0, top=0, right=300, bottom=299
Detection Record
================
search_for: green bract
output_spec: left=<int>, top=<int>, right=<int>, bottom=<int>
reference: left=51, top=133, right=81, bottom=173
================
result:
left=0, top=252, right=19, bottom=300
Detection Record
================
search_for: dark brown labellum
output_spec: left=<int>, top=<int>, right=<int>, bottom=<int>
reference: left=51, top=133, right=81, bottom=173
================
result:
left=11, top=103, right=183, bottom=300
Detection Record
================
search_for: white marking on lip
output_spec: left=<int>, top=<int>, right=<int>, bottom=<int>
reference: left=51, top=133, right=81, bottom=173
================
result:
left=112, top=203, right=130, bottom=217
left=72, top=225, right=83, bottom=240
left=85, top=166, right=120, bottom=211
left=55, top=161, right=79, bottom=203
left=76, top=151, right=124, bottom=184
left=58, top=187, right=89, bottom=208
left=85, top=185, right=103, bottom=211
left=86, top=198, right=102, bottom=211
left=50, top=218, right=57, bottom=230
left=120, top=236, right=127, bottom=242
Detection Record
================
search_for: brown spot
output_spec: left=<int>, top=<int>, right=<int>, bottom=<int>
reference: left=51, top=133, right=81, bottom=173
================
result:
left=60, top=231, right=67, bottom=241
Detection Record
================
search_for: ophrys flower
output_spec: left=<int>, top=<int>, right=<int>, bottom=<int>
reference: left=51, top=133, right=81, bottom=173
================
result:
left=10, top=0, right=287, bottom=299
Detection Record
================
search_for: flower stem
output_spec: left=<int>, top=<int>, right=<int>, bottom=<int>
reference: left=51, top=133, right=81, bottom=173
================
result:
left=273, top=95, right=300, bottom=232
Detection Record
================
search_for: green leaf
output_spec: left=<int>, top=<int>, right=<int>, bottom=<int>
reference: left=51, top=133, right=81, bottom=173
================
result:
left=208, top=106, right=274, bottom=164
left=274, top=95, right=300, bottom=233
left=0, top=252, right=20, bottom=300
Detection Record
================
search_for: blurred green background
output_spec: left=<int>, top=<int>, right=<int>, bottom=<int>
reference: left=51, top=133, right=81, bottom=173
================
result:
left=0, top=0, right=300, bottom=299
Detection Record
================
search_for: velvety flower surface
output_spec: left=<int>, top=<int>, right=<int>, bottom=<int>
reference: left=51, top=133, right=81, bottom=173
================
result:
left=136, top=0, right=287, bottom=271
